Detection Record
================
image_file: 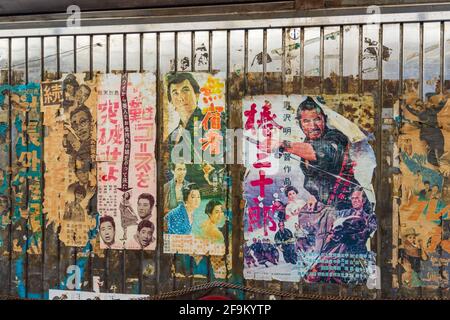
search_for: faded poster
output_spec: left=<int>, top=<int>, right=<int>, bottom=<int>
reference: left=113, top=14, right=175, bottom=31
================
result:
left=0, top=84, right=42, bottom=252
left=243, top=95, right=378, bottom=285
left=97, top=73, right=157, bottom=251
left=0, top=86, right=9, bottom=231
left=162, top=72, right=230, bottom=256
left=393, top=91, right=450, bottom=289
left=42, top=74, right=98, bottom=247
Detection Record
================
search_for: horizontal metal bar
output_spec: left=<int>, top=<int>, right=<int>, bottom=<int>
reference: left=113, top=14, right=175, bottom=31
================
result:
left=0, top=3, right=450, bottom=37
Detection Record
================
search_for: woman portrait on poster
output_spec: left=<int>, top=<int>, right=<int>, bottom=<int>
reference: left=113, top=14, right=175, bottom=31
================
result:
left=165, top=183, right=201, bottom=235
left=199, top=199, right=224, bottom=243
left=119, top=191, right=138, bottom=241
left=284, top=186, right=306, bottom=220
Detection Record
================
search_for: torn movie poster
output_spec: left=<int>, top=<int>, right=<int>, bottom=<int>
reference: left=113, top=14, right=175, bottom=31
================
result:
left=393, top=89, right=450, bottom=289
left=162, top=72, right=231, bottom=257
left=42, top=73, right=98, bottom=247
left=243, top=95, right=378, bottom=285
left=0, top=83, right=42, bottom=253
left=96, top=73, right=157, bottom=251
left=0, top=86, right=9, bottom=232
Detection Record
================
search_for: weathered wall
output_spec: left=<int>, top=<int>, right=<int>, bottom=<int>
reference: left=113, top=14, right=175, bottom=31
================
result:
left=0, top=5, right=449, bottom=300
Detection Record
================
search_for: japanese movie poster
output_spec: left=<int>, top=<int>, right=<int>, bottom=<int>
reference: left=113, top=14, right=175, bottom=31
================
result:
left=0, top=84, right=42, bottom=252
left=96, top=73, right=157, bottom=251
left=393, top=90, right=450, bottom=288
left=243, top=95, right=378, bottom=285
left=42, top=73, right=98, bottom=247
left=162, top=72, right=231, bottom=256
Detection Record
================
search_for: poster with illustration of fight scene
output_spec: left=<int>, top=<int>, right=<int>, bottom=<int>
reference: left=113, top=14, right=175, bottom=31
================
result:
left=42, top=73, right=98, bottom=247
left=393, top=86, right=450, bottom=288
left=96, top=73, right=157, bottom=251
left=162, top=72, right=231, bottom=256
left=243, top=95, right=378, bottom=285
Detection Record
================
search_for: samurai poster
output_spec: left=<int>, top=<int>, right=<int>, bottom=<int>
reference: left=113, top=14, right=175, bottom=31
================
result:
left=96, top=73, right=157, bottom=251
left=393, top=91, right=450, bottom=288
left=42, top=74, right=98, bottom=247
left=0, top=84, right=42, bottom=252
left=243, top=95, right=378, bottom=285
left=162, top=72, right=230, bottom=256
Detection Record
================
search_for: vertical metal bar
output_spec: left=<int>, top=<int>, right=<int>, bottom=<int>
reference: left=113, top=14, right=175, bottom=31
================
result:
left=206, top=29, right=213, bottom=283
left=122, top=33, right=127, bottom=294
left=139, top=33, right=144, bottom=73
left=377, top=23, right=383, bottom=299
left=104, top=34, right=111, bottom=293
left=40, top=36, right=45, bottom=297
left=173, top=31, right=179, bottom=291
left=339, top=25, right=344, bottom=95
left=87, top=33, right=94, bottom=292
left=191, top=32, right=195, bottom=72
left=73, top=36, right=77, bottom=75
left=154, top=31, right=161, bottom=295
left=24, top=37, right=29, bottom=298
left=244, top=30, right=248, bottom=96
left=397, top=22, right=404, bottom=293
left=260, top=28, right=269, bottom=297
left=338, top=25, right=344, bottom=298
left=106, top=35, right=110, bottom=74
left=225, top=29, right=231, bottom=282
left=138, top=32, right=144, bottom=294
left=208, top=30, right=212, bottom=72
left=89, top=35, right=93, bottom=80
left=281, top=28, right=286, bottom=95
left=7, top=37, right=12, bottom=295
left=262, top=28, right=267, bottom=94
left=419, top=22, right=424, bottom=100
left=25, top=39, right=29, bottom=84
left=439, top=21, right=445, bottom=297
left=73, top=35, right=78, bottom=269
left=56, top=37, right=61, bottom=80
left=440, top=22, right=445, bottom=95
left=399, top=24, right=404, bottom=96
left=359, top=25, right=363, bottom=94
left=320, top=26, right=324, bottom=94
left=55, top=36, right=61, bottom=287
left=300, top=27, right=304, bottom=94
left=174, top=32, right=178, bottom=72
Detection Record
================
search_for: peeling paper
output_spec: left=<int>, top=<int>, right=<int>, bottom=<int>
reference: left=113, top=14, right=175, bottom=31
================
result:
left=0, top=84, right=43, bottom=254
left=392, top=92, right=450, bottom=289
left=42, top=74, right=98, bottom=247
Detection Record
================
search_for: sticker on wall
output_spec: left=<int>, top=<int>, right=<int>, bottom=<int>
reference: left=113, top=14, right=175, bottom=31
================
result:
left=96, top=73, right=157, bottom=251
left=162, top=72, right=231, bottom=256
left=242, top=95, right=377, bottom=284
left=42, top=73, right=98, bottom=247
